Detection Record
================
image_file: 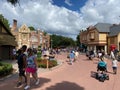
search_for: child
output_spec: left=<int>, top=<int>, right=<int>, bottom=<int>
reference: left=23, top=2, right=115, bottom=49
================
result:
left=112, top=58, right=118, bottom=74
left=24, top=48, right=39, bottom=90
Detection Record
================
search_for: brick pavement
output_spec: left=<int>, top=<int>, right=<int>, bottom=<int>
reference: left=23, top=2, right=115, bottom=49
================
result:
left=0, top=52, right=120, bottom=90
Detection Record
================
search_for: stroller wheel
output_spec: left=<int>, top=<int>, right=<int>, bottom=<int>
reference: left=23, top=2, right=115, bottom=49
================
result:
left=95, top=73, right=99, bottom=79
left=99, top=77, right=105, bottom=82
left=106, top=75, right=109, bottom=80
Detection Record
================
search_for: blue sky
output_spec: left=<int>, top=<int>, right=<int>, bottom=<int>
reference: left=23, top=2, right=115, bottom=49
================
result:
left=0, top=0, right=120, bottom=40
left=52, top=0, right=87, bottom=12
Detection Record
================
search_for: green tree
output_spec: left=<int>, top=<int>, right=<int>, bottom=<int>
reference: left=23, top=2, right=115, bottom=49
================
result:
left=76, top=34, right=81, bottom=46
left=43, top=32, right=47, bottom=36
left=50, top=34, right=75, bottom=48
left=0, top=14, right=10, bottom=30
left=28, top=26, right=35, bottom=31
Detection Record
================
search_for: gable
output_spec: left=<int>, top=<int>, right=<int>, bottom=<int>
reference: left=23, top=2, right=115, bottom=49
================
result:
left=19, top=24, right=30, bottom=33
left=0, top=20, right=13, bottom=36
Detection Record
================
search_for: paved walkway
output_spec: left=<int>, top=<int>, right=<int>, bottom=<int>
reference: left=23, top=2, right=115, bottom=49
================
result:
left=0, top=52, right=120, bottom=90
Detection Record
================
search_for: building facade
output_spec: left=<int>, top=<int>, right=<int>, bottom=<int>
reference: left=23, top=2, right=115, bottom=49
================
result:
left=11, top=20, right=50, bottom=50
left=0, top=20, right=17, bottom=60
left=80, top=23, right=112, bottom=54
left=108, top=24, right=120, bottom=54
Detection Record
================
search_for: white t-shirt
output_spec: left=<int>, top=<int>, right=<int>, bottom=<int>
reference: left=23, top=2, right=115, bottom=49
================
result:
left=112, top=60, right=118, bottom=67
left=13, top=49, right=16, bottom=55
left=98, top=52, right=102, bottom=58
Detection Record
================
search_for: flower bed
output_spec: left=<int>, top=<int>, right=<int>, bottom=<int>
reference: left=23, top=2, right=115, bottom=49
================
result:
left=37, top=59, right=58, bottom=68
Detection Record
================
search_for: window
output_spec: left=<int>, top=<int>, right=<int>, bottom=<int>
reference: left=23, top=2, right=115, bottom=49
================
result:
left=89, top=32, right=95, bottom=39
left=30, top=36, right=38, bottom=42
left=22, top=34, right=27, bottom=40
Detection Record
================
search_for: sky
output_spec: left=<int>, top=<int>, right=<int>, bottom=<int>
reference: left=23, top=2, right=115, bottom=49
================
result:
left=0, top=0, right=120, bottom=40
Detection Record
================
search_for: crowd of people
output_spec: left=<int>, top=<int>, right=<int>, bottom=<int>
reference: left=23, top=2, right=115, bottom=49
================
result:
left=85, top=49, right=119, bottom=75
left=14, top=46, right=119, bottom=89
left=68, top=50, right=79, bottom=65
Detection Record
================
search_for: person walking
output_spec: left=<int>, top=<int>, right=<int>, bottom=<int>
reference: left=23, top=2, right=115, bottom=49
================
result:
left=75, top=50, right=79, bottom=61
left=110, top=50, right=115, bottom=59
left=97, top=56, right=107, bottom=73
left=69, top=51, right=75, bottom=65
left=16, top=45, right=27, bottom=87
left=112, top=58, right=118, bottom=74
left=12, top=48, right=17, bottom=60
left=24, top=48, right=39, bottom=90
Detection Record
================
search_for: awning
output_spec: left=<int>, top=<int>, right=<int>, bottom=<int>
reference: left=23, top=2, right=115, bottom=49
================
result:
left=0, top=34, right=17, bottom=46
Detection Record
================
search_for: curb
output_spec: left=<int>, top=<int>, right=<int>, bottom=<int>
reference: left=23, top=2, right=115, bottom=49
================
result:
left=0, top=71, right=18, bottom=81
left=0, top=61, right=63, bottom=81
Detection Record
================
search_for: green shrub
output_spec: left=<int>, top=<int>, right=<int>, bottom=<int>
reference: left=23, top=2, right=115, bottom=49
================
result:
left=0, top=62, right=13, bottom=77
left=37, top=51, right=42, bottom=58
left=37, top=60, right=58, bottom=68
left=37, top=57, right=42, bottom=62
left=38, top=63, right=46, bottom=68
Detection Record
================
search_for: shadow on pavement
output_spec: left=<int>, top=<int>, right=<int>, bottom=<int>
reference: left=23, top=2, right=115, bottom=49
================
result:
left=0, top=77, right=51, bottom=90
left=45, top=81, right=85, bottom=90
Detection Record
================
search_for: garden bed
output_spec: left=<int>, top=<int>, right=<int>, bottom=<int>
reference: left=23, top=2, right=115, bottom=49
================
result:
left=37, top=59, right=58, bottom=68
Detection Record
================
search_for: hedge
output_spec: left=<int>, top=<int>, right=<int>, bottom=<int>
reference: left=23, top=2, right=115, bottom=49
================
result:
left=0, top=62, right=13, bottom=77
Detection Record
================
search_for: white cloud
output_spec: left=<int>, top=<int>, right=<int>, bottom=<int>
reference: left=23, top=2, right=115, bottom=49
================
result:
left=65, top=0, right=72, bottom=6
left=80, top=0, right=120, bottom=24
left=0, top=0, right=120, bottom=40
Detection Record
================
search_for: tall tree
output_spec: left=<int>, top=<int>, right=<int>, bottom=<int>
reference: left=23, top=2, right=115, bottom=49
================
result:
left=76, top=34, right=81, bottom=46
left=0, top=14, right=10, bottom=30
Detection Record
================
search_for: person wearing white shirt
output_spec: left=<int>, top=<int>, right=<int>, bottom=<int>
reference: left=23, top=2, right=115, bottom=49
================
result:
left=112, top=58, right=118, bottom=74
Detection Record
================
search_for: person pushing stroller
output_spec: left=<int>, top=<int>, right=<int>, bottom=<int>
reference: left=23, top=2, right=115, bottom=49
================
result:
left=96, top=56, right=109, bottom=82
left=97, top=56, right=107, bottom=73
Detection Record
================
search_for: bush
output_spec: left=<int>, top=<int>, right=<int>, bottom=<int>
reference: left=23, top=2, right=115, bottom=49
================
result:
left=37, top=51, right=42, bottom=58
left=37, top=59, right=58, bottom=68
left=0, top=62, right=13, bottom=77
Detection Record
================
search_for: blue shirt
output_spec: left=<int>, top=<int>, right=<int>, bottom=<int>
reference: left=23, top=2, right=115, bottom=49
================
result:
left=69, top=52, right=75, bottom=59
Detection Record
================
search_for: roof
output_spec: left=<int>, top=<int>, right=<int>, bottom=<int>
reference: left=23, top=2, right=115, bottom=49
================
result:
left=94, top=23, right=112, bottom=33
left=0, top=34, right=17, bottom=46
left=0, top=20, right=13, bottom=36
left=0, top=20, right=17, bottom=46
left=109, top=25, right=120, bottom=36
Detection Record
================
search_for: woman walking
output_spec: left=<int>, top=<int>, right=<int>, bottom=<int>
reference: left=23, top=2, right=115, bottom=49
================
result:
left=24, top=48, right=39, bottom=90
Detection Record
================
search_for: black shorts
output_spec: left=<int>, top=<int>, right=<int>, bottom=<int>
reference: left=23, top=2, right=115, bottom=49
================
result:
left=113, top=67, right=117, bottom=70
left=19, top=68, right=25, bottom=76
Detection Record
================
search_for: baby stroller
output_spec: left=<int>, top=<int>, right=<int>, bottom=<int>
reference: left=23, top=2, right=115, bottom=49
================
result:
left=96, top=64, right=109, bottom=82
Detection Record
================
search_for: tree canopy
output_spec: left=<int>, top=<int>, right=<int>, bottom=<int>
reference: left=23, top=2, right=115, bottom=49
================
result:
left=50, top=34, right=76, bottom=48
left=28, top=26, right=35, bottom=31
left=0, top=14, right=10, bottom=30
left=76, top=34, right=81, bottom=46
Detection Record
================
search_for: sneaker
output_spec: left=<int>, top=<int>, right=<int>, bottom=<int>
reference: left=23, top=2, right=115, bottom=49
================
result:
left=24, top=85, right=30, bottom=90
left=16, top=82, right=22, bottom=87
left=35, top=79, right=40, bottom=85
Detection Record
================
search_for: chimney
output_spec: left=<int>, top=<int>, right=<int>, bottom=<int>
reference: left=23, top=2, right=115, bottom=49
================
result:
left=12, top=19, right=17, bottom=31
